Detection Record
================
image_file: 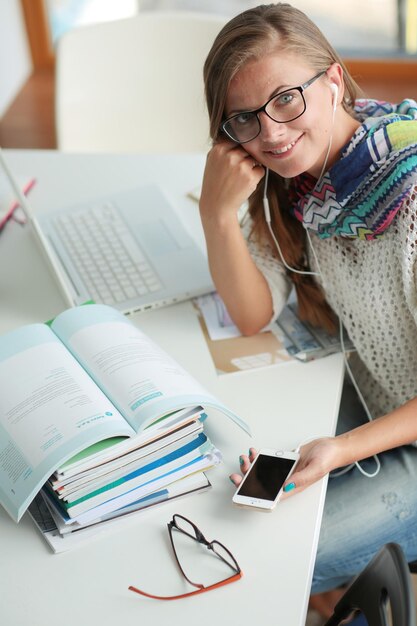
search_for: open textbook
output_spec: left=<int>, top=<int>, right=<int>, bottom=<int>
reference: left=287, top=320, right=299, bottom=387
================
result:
left=0, top=303, right=249, bottom=524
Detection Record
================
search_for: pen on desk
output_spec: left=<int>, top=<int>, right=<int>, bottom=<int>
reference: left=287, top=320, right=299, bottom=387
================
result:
left=0, top=177, right=36, bottom=229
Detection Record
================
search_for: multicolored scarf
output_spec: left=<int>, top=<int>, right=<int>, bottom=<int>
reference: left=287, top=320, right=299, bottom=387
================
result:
left=290, top=99, right=417, bottom=239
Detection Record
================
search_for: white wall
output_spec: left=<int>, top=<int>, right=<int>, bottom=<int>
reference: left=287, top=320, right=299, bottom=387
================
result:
left=0, top=0, right=32, bottom=117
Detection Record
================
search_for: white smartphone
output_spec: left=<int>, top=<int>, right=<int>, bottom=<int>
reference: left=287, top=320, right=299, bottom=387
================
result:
left=232, top=448, right=299, bottom=511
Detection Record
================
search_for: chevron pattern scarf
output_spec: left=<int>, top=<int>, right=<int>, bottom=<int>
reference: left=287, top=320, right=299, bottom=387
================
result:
left=290, top=99, right=417, bottom=239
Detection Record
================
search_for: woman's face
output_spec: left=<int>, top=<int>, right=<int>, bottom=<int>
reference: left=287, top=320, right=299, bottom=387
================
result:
left=224, top=51, right=340, bottom=179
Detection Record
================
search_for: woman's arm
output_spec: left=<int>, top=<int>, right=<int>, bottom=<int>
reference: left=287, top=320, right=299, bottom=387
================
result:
left=199, top=141, right=274, bottom=335
left=335, top=395, right=417, bottom=464
left=232, top=396, right=417, bottom=494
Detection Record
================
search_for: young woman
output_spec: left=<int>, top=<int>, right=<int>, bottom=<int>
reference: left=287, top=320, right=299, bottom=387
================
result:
left=199, top=2, right=417, bottom=614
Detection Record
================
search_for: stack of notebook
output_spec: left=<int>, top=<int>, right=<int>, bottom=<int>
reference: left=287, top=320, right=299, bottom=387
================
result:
left=29, top=406, right=219, bottom=552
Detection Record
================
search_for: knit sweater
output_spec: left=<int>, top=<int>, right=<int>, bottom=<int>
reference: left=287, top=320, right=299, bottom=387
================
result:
left=245, top=188, right=417, bottom=419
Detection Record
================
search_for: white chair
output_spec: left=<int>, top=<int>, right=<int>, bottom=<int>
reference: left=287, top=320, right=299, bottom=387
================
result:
left=55, top=12, right=227, bottom=154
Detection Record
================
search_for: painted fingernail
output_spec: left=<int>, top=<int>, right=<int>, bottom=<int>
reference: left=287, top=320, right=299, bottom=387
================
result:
left=248, top=449, right=252, bottom=457
left=284, top=482, right=295, bottom=492
left=239, top=456, right=244, bottom=465
left=230, top=476, right=235, bottom=484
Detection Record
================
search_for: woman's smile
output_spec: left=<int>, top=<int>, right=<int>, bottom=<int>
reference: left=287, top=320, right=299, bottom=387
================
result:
left=263, top=134, right=304, bottom=158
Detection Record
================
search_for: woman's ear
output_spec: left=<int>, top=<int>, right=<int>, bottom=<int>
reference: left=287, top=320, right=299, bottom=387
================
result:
left=326, top=63, right=344, bottom=107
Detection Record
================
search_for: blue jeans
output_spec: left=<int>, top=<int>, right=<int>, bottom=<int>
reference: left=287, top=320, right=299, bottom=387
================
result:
left=311, top=379, right=417, bottom=594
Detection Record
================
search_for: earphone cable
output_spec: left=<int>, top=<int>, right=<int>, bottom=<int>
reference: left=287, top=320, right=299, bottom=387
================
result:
left=263, top=168, right=320, bottom=277
left=262, top=138, right=381, bottom=478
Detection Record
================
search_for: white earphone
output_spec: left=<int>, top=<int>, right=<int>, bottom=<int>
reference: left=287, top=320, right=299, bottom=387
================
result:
left=262, top=99, right=381, bottom=478
left=330, top=83, right=338, bottom=112
left=260, top=74, right=379, bottom=478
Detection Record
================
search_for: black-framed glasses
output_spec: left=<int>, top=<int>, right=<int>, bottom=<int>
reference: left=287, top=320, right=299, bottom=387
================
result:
left=129, top=514, right=242, bottom=600
left=221, top=69, right=327, bottom=144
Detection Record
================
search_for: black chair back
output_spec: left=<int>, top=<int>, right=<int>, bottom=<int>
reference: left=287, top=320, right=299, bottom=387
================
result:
left=324, top=543, right=416, bottom=626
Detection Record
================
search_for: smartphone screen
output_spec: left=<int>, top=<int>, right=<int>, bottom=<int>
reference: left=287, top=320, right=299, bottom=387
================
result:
left=236, top=454, right=297, bottom=502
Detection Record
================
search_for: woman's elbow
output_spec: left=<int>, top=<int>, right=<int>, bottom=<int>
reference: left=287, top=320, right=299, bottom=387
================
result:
left=239, top=324, right=262, bottom=336
left=236, top=314, right=272, bottom=337
left=231, top=292, right=274, bottom=336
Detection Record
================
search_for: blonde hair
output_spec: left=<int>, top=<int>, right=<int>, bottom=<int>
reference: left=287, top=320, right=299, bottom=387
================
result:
left=203, top=3, right=362, bottom=332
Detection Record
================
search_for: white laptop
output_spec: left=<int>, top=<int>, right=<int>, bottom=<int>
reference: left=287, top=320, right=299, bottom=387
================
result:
left=0, top=149, right=214, bottom=315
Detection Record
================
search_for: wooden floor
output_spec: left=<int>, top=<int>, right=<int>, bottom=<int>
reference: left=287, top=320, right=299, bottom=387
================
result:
left=0, top=67, right=416, bottom=151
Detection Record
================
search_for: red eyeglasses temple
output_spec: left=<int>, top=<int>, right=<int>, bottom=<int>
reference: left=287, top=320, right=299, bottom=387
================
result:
left=128, top=571, right=243, bottom=601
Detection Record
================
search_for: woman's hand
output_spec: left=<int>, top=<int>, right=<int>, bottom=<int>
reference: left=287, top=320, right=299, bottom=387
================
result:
left=281, top=438, right=342, bottom=496
left=230, top=439, right=343, bottom=497
left=197, top=139, right=273, bottom=335
left=199, top=140, right=265, bottom=223
left=229, top=447, right=257, bottom=487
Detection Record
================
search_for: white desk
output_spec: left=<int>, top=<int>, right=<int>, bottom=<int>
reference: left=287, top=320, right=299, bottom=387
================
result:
left=0, top=150, right=344, bottom=626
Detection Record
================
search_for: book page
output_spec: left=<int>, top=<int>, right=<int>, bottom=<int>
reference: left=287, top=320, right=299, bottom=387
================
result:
left=51, top=304, right=249, bottom=434
left=0, top=323, right=134, bottom=522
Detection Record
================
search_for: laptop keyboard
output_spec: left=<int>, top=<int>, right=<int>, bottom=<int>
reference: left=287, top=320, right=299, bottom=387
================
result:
left=53, top=202, right=162, bottom=305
